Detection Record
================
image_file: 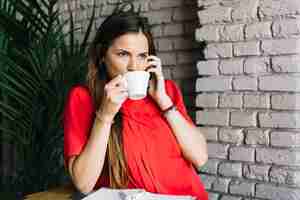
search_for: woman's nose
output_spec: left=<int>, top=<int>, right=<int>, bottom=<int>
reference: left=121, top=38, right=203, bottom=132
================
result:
left=128, top=58, right=144, bottom=71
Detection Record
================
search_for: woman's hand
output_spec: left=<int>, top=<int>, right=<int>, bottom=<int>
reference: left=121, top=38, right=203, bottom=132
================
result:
left=145, top=55, right=172, bottom=110
left=98, top=75, right=128, bottom=121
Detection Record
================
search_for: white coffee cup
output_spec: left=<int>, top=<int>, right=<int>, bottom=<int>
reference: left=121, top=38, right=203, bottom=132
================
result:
left=124, top=71, right=150, bottom=100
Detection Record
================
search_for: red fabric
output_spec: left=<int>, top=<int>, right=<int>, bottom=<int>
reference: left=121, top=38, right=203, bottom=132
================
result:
left=63, top=80, right=208, bottom=200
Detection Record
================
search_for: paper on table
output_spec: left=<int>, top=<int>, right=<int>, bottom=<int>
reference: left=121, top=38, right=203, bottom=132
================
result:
left=82, top=188, right=144, bottom=200
left=82, top=188, right=196, bottom=200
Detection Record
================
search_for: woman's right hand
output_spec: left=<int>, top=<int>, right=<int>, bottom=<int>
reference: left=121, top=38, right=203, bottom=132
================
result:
left=97, top=74, right=128, bottom=122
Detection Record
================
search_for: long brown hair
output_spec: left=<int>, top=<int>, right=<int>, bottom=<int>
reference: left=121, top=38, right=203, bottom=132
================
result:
left=86, top=3, right=156, bottom=188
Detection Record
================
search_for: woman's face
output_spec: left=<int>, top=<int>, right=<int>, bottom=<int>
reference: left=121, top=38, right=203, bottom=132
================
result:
left=102, top=31, right=150, bottom=79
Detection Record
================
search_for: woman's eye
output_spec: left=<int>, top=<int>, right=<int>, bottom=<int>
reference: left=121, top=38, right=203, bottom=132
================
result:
left=139, top=54, right=147, bottom=59
left=117, top=52, right=127, bottom=57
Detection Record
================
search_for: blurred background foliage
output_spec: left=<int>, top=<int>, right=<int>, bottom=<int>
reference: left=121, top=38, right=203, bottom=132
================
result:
left=0, top=0, right=97, bottom=197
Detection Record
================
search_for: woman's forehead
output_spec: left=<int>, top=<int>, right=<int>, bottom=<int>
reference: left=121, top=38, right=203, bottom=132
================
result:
left=110, top=32, right=149, bottom=52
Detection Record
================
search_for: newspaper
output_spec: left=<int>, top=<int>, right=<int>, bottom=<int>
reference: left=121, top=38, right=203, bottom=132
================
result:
left=82, top=188, right=196, bottom=200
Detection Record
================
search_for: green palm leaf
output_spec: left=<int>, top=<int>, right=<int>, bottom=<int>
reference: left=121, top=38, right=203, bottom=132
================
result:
left=0, top=0, right=99, bottom=195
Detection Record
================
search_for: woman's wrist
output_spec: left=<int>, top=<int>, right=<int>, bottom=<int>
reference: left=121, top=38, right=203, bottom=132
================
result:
left=161, top=104, right=177, bottom=117
left=158, top=95, right=173, bottom=111
left=95, top=110, right=115, bottom=124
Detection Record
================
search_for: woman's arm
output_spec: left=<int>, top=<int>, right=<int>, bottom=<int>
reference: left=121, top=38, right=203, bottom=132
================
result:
left=68, top=117, right=113, bottom=194
left=144, top=56, right=207, bottom=168
left=163, top=107, right=208, bottom=169
left=67, top=75, right=128, bottom=194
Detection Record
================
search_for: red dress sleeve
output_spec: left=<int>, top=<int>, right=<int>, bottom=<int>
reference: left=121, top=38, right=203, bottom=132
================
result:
left=165, top=80, right=194, bottom=124
left=63, top=85, right=95, bottom=166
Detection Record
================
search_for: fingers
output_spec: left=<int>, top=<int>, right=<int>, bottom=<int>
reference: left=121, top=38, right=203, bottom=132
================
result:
left=104, top=75, right=128, bottom=104
left=145, top=56, right=162, bottom=74
left=105, top=74, right=124, bottom=89
left=109, top=88, right=128, bottom=104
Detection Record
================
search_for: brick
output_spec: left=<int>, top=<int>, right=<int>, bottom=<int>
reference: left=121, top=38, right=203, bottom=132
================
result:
left=245, top=21, right=272, bottom=40
left=256, top=148, right=300, bottom=166
left=144, top=10, right=172, bottom=25
left=149, top=0, right=182, bottom=10
left=162, top=67, right=172, bottom=80
left=272, top=19, right=300, bottom=38
left=243, top=164, right=270, bottom=181
left=184, top=21, right=198, bottom=36
left=76, top=9, right=87, bottom=21
left=133, top=1, right=151, bottom=12
left=197, top=0, right=219, bottom=8
left=259, top=0, right=300, bottom=19
left=244, top=94, right=270, bottom=109
left=107, top=0, right=119, bottom=4
left=173, top=37, right=199, bottom=50
left=198, top=126, right=218, bottom=141
left=270, top=167, right=300, bottom=186
left=229, top=147, right=255, bottom=162
left=245, top=129, right=269, bottom=145
left=207, top=143, right=229, bottom=159
left=151, top=25, right=163, bottom=37
left=212, top=177, right=231, bottom=193
left=233, top=41, right=260, bottom=56
left=156, top=38, right=173, bottom=51
left=100, top=4, right=115, bottom=16
left=220, top=93, right=243, bottom=108
left=177, top=51, right=199, bottom=64
left=271, top=131, right=300, bottom=147
left=259, top=112, right=300, bottom=128
left=256, top=183, right=300, bottom=200
left=173, top=7, right=198, bottom=22
left=196, top=77, right=232, bottom=92
left=219, top=59, right=244, bottom=75
left=205, top=43, right=233, bottom=59
left=196, top=94, right=218, bottom=108
left=196, top=110, right=229, bottom=126
left=220, top=24, right=244, bottom=42
left=229, top=180, right=255, bottom=196
left=163, top=23, right=184, bottom=36
left=199, top=158, right=220, bottom=174
left=259, top=75, right=300, bottom=92
left=219, top=128, right=244, bottom=144
left=197, top=60, right=219, bottom=75
left=261, top=39, right=300, bottom=55
left=197, top=6, right=232, bottom=24
left=219, top=162, right=242, bottom=178
left=195, top=25, right=220, bottom=42
left=271, top=94, right=300, bottom=110
left=156, top=52, right=176, bottom=66
left=244, top=57, right=270, bottom=74
left=171, top=65, right=198, bottom=79
left=230, top=111, right=257, bottom=127
left=220, top=196, right=242, bottom=200
left=231, top=0, right=259, bottom=22
left=199, top=174, right=216, bottom=190
left=272, top=55, right=300, bottom=73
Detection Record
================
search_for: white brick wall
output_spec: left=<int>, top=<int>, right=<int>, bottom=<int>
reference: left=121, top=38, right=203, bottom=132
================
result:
left=196, top=0, right=300, bottom=199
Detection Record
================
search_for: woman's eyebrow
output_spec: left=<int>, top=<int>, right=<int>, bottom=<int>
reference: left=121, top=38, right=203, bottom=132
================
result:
left=116, top=48, right=148, bottom=55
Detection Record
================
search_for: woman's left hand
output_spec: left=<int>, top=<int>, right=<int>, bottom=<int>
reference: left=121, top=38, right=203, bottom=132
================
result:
left=145, top=55, right=173, bottom=110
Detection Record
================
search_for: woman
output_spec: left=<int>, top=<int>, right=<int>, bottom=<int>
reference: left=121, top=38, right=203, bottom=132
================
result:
left=63, top=3, right=208, bottom=200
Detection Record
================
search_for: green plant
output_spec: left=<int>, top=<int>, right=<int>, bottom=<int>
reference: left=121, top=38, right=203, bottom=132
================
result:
left=0, top=0, right=97, bottom=195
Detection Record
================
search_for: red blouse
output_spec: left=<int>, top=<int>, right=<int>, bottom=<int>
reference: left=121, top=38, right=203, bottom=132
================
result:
left=63, top=80, right=208, bottom=200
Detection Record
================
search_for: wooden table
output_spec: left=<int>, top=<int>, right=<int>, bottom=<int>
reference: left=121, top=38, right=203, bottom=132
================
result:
left=24, top=185, right=75, bottom=200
